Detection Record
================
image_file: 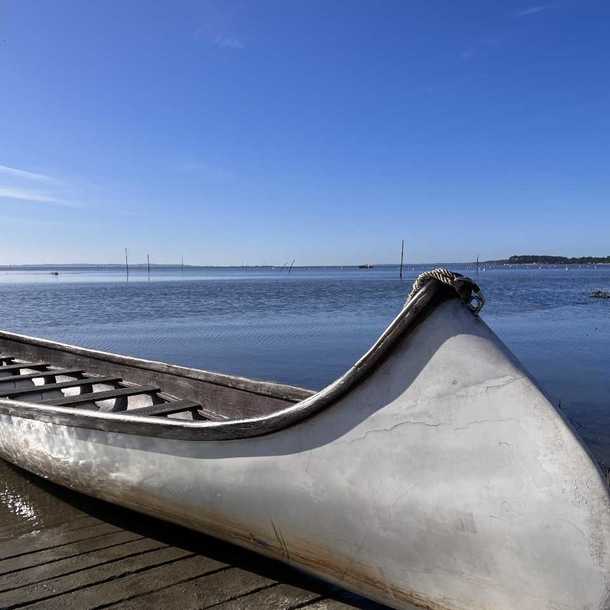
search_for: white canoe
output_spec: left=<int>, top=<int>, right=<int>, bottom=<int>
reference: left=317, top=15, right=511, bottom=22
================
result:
left=0, top=271, right=608, bottom=610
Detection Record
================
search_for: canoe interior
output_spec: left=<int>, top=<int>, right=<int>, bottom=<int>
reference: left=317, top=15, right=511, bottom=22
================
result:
left=0, top=330, right=314, bottom=423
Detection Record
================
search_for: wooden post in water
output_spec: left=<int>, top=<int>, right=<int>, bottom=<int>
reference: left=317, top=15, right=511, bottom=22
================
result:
left=476, top=255, right=480, bottom=276
left=288, top=259, right=295, bottom=273
left=147, top=254, right=150, bottom=280
left=399, top=239, right=405, bottom=280
left=181, top=256, right=184, bottom=273
left=125, top=248, right=129, bottom=281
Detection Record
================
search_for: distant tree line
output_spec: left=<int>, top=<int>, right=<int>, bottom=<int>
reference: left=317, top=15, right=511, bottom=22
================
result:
left=498, top=255, right=610, bottom=265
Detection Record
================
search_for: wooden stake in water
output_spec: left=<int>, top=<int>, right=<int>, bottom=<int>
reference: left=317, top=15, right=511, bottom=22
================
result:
left=125, top=248, right=129, bottom=281
left=181, top=256, right=184, bottom=273
left=288, top=259, right=295, bottom=273
left=476, top=255, right=480, bottom=275
left=147, top=254, right=150, bottom=280
left=399, top=239, right=405, bottom=280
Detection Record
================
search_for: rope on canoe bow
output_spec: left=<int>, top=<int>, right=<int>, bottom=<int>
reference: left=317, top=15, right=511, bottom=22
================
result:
left=408, top=268, right=485, bottom=314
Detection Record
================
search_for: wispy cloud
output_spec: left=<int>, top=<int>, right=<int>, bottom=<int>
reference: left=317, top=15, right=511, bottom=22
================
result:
left=0, top=164, right=60, bottom=184
left=515, top=5, right=554, bottom=17
left=0, top=163, right=80, bottom=207
left=0, top=187, right=77, bottom=207
left=213, top=35, right=244, bottom=50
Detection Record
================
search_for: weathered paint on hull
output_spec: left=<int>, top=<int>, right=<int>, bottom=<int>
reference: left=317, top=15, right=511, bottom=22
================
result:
left=0, top=299, right=609, bottom=610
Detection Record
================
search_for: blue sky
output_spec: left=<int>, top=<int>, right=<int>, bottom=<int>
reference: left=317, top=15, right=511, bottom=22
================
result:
left=1, top=0, right=609, bottom=265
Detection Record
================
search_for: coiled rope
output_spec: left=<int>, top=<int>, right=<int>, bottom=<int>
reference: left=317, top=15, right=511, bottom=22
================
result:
left=407, top=268, right=485, bottom=314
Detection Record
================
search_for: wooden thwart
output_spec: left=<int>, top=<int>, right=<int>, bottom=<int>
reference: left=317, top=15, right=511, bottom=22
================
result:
left=127, top=400, right=202, bottom=418
left=40, top=385, right=161, bottom=407
left=0, top=368, right=85, bottom=383
left=0, top=362, right=49, bottom=374
left=0, top=376, right=123, bottom=399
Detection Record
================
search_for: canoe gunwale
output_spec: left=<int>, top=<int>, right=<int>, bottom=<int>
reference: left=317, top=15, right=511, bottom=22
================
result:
left=0, top=281, right=458, bottom=440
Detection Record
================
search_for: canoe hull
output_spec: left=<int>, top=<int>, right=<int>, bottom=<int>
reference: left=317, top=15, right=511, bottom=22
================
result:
left=0, top=299, right=609, bottom=610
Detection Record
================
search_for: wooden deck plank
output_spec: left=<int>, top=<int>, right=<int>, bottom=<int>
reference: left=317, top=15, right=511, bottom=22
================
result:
left=103, top=565, right=275, bottom=610
left=299, top=598, right=372, bottom=610
left=299, top=596, right=414, bottom=609
left=0, top=376, right=122, bottom=398
left=0, top=513, right=98, bottom=544
left=0, top=522, right=121, bottom=561
left=0, top=537, right=163, bottom=593
left=18, top=552, right=223, bottom=609
left=40, top=385, right=160, bottom=406
left=0, top=530, right=142, bottom=576
left=211, top=582, right=322, bottom=610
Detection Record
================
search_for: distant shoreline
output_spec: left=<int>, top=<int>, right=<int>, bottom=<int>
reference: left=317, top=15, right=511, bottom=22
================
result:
left=0, top=257, right=609, bottom=270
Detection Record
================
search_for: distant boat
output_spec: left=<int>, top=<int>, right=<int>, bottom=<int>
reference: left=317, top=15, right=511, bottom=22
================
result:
left=0, top=269, right=608, bottom=610
left=358, top=263, right=374, bottom=269
left=50, top=271, right=59, bottom=276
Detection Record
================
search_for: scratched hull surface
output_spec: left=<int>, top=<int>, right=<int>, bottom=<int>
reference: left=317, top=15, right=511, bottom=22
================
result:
left=0, top=297, right=609, bottom=610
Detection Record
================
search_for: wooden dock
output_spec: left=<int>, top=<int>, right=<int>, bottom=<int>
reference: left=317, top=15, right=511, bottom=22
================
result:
left=0, top=464, right=411, bottom=610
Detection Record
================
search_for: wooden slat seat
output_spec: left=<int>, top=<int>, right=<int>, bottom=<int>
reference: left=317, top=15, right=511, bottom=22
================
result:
left=0, top=376, right=123, bottom=399
left=40, top=385, right=161, bottom=407
left=0, top=362, right=50, bottom=374
left=197, top=406, right=230, bottom=421
left=0, top=369, right=85, bottom=384
left=127, top=400, right=202, bottom=418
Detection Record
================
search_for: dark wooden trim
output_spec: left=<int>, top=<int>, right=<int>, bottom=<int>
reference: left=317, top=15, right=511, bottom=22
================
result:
left=40, top=385, right=160, bottom=407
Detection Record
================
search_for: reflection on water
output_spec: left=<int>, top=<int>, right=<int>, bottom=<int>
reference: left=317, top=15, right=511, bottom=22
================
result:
left=0, top=460, right=86, bottom=539
left=0, top=265, right=609, bottom=530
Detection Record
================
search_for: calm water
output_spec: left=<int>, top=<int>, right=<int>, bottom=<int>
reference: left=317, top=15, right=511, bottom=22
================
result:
left=0, top=264, right=609, bottom=532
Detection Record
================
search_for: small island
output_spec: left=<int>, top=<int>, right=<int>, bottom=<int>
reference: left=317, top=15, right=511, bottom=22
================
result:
left=490, top=255, right=610, bottom=265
